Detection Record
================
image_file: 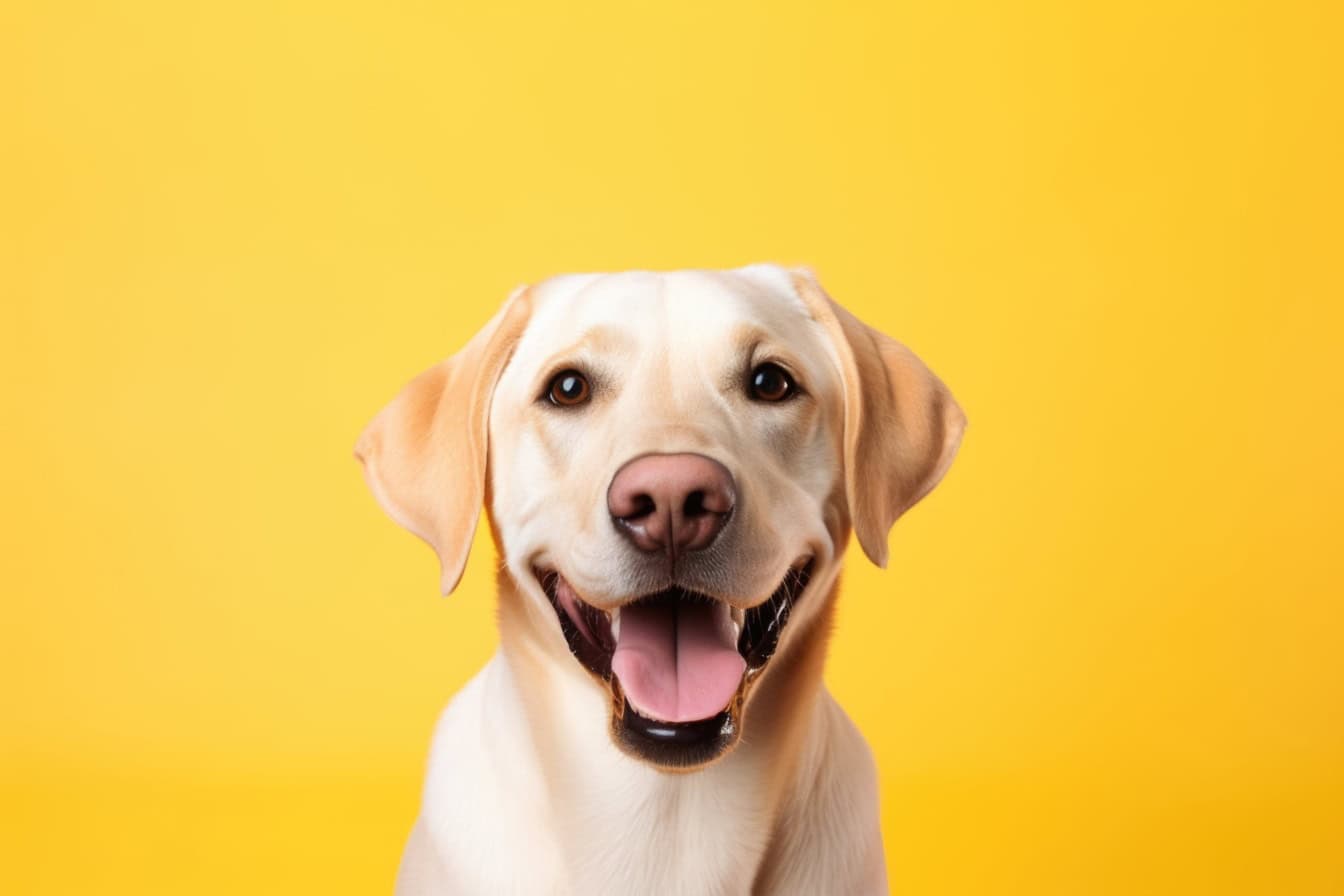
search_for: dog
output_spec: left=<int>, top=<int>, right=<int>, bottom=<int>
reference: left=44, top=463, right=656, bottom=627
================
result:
left=355, top=264, right=965, bottom=894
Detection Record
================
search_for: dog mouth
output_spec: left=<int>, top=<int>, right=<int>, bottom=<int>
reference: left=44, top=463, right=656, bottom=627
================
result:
left=535, top=560, right=814, bottom=770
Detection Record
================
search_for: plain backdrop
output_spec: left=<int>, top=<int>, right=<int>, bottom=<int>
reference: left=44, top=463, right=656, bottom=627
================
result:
left=3, top=1, right=1341, bottom=893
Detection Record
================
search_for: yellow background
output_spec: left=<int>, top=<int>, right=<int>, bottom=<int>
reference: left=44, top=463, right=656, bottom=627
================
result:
left=4, top=1, right=1341, bottom=893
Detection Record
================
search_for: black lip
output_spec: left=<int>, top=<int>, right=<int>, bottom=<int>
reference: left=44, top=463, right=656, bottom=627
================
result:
left=538, top=568, right=613, bottom=678
left=737, top=563, right=811, bottom=669
left=614, top=698, right=736, bottom=769
left=537, top=560, right=815, bottom=769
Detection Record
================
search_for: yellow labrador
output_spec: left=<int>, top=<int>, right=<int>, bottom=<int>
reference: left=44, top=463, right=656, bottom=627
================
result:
left=356, top=264, right=965, bottom=895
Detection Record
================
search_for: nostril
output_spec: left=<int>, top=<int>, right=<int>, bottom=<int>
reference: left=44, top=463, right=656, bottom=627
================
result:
left=683, top=490, right=707, bottom=517
left=623, top=493, right=656, bottom=521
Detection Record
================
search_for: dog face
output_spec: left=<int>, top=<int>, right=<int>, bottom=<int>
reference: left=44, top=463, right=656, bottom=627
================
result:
left=357, top=264, right=964, bottom=771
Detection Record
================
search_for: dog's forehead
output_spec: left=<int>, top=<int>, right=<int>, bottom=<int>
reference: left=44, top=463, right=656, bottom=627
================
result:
left=521, top=266, right=815, bottom=352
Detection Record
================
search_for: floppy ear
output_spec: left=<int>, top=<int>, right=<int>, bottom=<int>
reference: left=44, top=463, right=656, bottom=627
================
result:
left=792, top=270, right=966, bottom=567
left=354, top=287, right=533, bottom=594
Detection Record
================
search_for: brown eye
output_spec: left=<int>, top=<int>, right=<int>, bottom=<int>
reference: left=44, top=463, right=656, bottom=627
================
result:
left=748, top=363, right=796, bottom=402
left=547, top=370, right=591, bottom=407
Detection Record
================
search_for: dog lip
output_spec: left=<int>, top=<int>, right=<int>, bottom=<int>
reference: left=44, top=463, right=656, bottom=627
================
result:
left=536, top=568, right=615, bottom=678
left=535, top=557, right=814, bottom=678
left=620, top=698, right=734, bottom=747
left=535, top=556, right=814, bottom=610
left=535, top=560, right=813, bottom=640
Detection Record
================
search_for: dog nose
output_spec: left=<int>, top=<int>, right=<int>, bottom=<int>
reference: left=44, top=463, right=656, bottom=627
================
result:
left=608, top=454, right=735, bottom=558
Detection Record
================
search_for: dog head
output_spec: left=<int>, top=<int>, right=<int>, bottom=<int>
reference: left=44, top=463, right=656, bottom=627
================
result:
left=356, top=265, right=964, bottom=770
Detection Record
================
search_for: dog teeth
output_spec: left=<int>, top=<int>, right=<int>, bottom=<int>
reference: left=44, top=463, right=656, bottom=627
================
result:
left=610, top=607, right=620, bottom=640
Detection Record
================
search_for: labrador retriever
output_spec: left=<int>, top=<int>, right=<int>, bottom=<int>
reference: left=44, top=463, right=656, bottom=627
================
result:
left=356, top=264, right=965, bottom=895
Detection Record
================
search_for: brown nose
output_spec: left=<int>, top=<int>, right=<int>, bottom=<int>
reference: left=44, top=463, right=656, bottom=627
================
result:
left=608, top=453, right=735, bottom=558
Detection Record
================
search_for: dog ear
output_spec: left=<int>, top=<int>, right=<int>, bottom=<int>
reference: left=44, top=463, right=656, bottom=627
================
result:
left=355, top=287, right=533, bottom=594
left=792, top=270, right=966, bottom=568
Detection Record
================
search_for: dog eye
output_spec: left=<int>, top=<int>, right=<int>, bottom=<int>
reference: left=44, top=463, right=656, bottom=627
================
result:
left=748, top=363, right=796, bottom=402
left=547, top=370, right=592, bottom=407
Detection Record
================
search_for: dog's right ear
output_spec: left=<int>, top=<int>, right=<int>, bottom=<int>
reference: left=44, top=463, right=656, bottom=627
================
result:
left=355, top=287, right=532, bottom=594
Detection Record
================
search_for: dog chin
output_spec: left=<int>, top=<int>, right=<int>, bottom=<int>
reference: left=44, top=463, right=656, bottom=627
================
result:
left=535, top=559, right=814, bottom=771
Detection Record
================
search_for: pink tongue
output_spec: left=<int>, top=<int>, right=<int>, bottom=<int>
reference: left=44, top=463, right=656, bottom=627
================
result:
left=612, top=600, right=746, bottom=723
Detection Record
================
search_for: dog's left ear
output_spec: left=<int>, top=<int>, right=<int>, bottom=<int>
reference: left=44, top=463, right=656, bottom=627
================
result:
left=792, top=270, right=966, bottom=568
left=355, top=287, right=533, bottom=594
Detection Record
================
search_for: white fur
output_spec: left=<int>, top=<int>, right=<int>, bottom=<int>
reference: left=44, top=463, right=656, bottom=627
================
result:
left=398, top=647, right=886, bottom=895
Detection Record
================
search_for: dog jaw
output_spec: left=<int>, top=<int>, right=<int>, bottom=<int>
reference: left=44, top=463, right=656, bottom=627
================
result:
left=535, top=560, right=814, bottom=771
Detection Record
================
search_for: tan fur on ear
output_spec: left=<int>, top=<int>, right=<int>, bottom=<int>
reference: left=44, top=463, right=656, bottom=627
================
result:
left=792, top=271, right=966, bottom=567
left=355, top=287, right=533, bottom=593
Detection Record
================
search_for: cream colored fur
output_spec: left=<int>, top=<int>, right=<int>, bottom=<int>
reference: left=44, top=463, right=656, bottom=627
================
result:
left=356, top=264, right=965, bottom=895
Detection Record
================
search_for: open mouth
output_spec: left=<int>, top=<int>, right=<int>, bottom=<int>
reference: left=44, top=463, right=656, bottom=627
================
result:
left=536, top=560, right=814, bottom=769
